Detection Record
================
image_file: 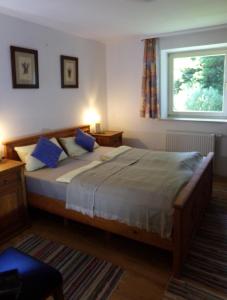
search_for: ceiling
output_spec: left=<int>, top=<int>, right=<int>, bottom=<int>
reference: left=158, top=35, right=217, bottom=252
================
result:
left=0, top=0, right=227, bottom=42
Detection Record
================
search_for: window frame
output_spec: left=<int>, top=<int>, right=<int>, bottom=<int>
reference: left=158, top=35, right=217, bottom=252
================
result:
left=167, top=48, right=227, bottom=119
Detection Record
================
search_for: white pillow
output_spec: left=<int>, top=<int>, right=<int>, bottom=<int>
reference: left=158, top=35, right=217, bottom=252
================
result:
left=14, top=137, right=67, bottom=171
left=94, top=141, right=100, bottom=149
left=50, top=138, right=68, bottom=161
left=15, top=143, right=44, bottom=171
left=59, top=136, right=99, bottom=157
left=59, top=137, right=87, bottom=157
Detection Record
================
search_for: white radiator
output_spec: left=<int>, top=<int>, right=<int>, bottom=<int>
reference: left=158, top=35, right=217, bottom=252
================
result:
left=166, top=131, right=215, bottom=156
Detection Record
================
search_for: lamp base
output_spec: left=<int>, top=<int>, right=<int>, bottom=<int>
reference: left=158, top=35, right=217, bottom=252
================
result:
left=95, top=123, right=101, bottom=133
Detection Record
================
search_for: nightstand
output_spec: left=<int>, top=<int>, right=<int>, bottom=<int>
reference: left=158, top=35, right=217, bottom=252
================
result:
left=92, top=131, right=123, bottom=147
left=0, top=159, right=29, bottom=243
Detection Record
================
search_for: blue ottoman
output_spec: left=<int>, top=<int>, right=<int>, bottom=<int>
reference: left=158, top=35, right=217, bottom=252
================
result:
left=0, top=247, right=64, bottom=300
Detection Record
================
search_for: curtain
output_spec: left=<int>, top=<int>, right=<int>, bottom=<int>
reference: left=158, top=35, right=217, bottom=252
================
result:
left=140, top=38, right=159, bottom=118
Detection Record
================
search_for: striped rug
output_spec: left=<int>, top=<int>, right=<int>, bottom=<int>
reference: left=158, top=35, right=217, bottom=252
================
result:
left=16, top=235, right=124, bottom=300
left=163, top=197, right=227, bottom=300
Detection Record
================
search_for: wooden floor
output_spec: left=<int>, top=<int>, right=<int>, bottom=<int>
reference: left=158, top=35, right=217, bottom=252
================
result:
left=1, top=177, right=226, bottom=300
left=1, top=215, right=172, bottom=300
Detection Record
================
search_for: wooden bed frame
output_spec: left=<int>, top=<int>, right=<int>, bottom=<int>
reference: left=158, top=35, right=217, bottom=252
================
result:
left=4, top=125, right=214, bottom=277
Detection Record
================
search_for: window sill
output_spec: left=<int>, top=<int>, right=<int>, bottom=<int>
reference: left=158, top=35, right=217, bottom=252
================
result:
left=161, top=117, right=227, bottom=123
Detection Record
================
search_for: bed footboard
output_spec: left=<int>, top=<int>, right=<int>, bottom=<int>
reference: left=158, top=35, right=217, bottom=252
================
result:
left=173, top=152, right=213, bottom=277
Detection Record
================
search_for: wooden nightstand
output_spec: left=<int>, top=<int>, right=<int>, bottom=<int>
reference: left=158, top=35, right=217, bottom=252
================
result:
left=92, top=131, right=123, bottom=147
left=0, top=159, right=29, bottom=243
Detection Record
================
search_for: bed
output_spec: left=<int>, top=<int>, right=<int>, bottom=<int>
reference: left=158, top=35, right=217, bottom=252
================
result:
left=4, top=125, right=214, bottom=277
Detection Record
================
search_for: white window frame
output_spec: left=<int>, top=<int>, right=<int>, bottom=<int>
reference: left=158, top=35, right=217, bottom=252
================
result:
left=166, top=47, right=227, bottom=120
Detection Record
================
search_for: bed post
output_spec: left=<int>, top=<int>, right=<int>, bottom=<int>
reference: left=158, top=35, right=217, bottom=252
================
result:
left=173, top=153, right=213, bottom=277
left=173, top=207, right=183, bottom=277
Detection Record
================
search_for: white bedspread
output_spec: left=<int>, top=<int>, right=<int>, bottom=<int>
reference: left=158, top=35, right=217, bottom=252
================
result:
left=64, top=149, right=202, bottom=238
left=100, top=145, right=132, bottom=161
left=56, top=160, right=102, bottom=183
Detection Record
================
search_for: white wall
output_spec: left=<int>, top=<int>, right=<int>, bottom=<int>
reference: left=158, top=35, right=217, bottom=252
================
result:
left=0, top=13, right=107, bottom=141
left=106, top=28, right=227, bottom=175
left=1, top=13, right=227, bottom=175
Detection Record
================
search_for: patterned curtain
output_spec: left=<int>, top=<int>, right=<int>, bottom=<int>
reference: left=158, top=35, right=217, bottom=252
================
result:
left=140, top=38, right=159, bottom=118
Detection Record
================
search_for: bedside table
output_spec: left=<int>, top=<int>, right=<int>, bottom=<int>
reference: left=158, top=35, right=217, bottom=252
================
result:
left=0, top=159, right=29, bottom=243
left=92, top=131, right=123, bottom=147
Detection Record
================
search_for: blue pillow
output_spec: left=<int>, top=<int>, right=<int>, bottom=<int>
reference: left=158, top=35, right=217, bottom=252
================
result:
left=31, top=137, right=63, bottom=168
left=75, top=128, right=95, bottom=152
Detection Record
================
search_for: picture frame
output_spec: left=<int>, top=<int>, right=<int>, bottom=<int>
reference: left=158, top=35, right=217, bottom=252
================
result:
left=10, top=46, right=39, bottom=88
left=60, top=55, right=79, bottom=88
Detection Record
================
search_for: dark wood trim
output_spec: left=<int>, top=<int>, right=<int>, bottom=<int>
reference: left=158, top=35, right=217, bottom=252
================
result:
left=10, top=46, right=39, bottom=89
left=60, top=55, right=79, bottom=88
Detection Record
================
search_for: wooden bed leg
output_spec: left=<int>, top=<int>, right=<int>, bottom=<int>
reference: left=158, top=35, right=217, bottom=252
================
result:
left=173, top=208, right=182, bottom=278
left=64, top=218, right=69, bottom=227
left=173, top=260, right=181, bottom=278
left=105, top=231, right=112, bottom=242
left=173, top=153, right=213, bottom=278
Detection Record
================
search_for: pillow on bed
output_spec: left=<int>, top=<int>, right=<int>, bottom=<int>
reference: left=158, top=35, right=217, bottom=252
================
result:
left=50, top=138, right=68, bottom=161
left=59, top=137, right=87, bottom=156
left=59, top=136, right=99, bottom=157
left=14, top=137, right=67, bottom=171
left=15, top=144, right=44, bottom=171
left=31, top=137, right=62, bottom=168
left=75, top=128, right=95, bottom=152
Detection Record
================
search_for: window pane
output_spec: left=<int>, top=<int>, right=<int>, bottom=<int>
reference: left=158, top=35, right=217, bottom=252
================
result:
left=172, top=54, right=225, bottom=113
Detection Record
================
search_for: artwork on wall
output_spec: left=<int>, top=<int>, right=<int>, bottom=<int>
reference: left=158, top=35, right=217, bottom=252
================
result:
left=10, top=46, right=39, bottom=88
left=60, top=55, right=79, bottom=88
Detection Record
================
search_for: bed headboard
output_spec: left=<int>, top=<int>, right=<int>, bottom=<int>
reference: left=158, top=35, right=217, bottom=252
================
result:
left=4, top=125, right=90, bottom=160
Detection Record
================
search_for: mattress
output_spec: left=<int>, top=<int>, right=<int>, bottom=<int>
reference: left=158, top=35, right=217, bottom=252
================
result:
left=25, top=146, right=115, bottom=201
left=25, top=146, right=203, bottom=238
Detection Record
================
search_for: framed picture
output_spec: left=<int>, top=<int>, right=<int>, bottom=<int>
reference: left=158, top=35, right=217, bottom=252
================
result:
left=10, top=46, right=39, bottom=88
left=60, top=55, right=79, bottom=88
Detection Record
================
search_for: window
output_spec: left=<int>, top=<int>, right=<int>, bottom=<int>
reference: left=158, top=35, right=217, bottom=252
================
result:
left=168, top=48, right=227, bottom=119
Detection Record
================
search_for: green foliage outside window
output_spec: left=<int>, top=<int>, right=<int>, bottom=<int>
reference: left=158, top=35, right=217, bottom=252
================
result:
left=174, top=55, right=225, bottom=112
left=185, top=87, right=223, bottom=111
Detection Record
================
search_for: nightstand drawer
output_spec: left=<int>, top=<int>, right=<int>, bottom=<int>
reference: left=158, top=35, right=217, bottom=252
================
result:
left=0, top=187, right=19, bottom=218
left=0, top=159, right=28, bottom=243
left=111, top=135, right=122, bottom=147
left=0, top=171, right=19, bottom=188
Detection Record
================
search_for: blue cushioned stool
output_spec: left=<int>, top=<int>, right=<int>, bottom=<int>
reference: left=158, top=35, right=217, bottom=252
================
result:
left=0, top=247, right=64, bottom=300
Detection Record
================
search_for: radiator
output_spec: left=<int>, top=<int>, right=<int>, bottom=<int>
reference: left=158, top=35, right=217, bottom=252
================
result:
left=166, top=131, right=215, bottom=156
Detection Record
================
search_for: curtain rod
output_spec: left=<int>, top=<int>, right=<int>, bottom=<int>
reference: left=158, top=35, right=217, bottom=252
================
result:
left=140, top=23, right=227, bottom=41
